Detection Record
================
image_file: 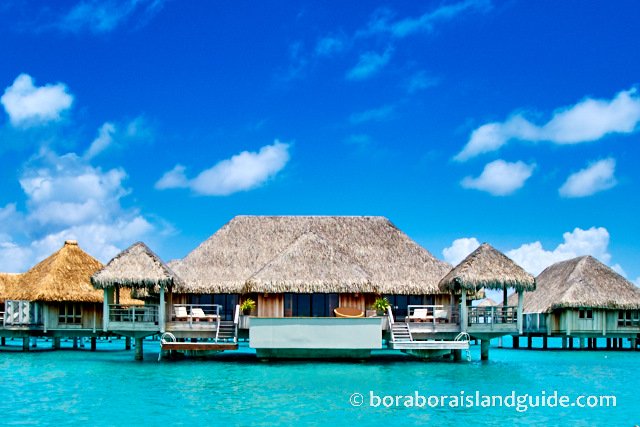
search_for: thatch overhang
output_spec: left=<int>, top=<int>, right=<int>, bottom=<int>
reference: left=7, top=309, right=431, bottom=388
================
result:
left=439, top=243, right=536, bottom=293
left=12, top=240, right=104, bottom=303
left=91, top=242, right=183, bottom=291
left=170, top=216, right=452, bottom=295
left=0, top=273, right=22, bottom=303
left=518, top=255, right=640, bottom=313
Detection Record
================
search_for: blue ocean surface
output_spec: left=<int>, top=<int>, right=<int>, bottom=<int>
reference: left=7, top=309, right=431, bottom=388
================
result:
left=0, top=338, right=637, bottom=426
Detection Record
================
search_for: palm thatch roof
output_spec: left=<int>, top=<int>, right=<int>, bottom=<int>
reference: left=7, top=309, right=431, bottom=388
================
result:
left=0, top=273, right=22, bottom=303
left=171, top=216, right=452, bottom=295
left=439, top=243, right=536, bottom=293
left=477, top=297, right=500, bottom=307
left=11, top=241, right=104, bottom=303
left=516, top=255, right=640, bottom=313
left=91, top=242, right=183, bottom=291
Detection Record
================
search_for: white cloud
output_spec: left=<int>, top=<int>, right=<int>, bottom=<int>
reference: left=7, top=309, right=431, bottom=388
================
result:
left=442, top=237, right=481, bottom=265
left=1, top=74, right=73, bottom=127
left=406, top=71, right=439, bottom=93
left=58, top=0, right=165, bottom=34
left=506, top=227, right=612, bottom=275
left=84, top=122, right=116, bottom=159
left=346, top=49, right=393, bottom=81
left=360, top=0, right=491, bottom=39
left=455, top=87, right=640, bottom=161
left=349, top=105, right=394, bottom=124
left=315, top=35, right=346, bottom=57
left=559, top=158, right=617, bottom=198
left=0, top=149, right=156, bottom=272
left=155, top=140, right=290, bottom=196
left=461, top=159, right=535, bottom=196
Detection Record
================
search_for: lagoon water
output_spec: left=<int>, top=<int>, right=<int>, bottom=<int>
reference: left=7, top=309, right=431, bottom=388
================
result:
left=0, top=338, right=637, bottom=426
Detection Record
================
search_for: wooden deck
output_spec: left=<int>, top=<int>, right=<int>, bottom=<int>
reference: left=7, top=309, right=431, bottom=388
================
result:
left=160, top=342, right=238, bottom=351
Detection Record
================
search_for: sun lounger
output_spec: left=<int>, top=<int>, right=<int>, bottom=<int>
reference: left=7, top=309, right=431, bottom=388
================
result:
left=191, top=307, right=218, bottom=322
left=407, top=308, right=430, bottom=322
left=435, top=310, right=448, bottom=322
left=174, top=306, right=188, bottom=321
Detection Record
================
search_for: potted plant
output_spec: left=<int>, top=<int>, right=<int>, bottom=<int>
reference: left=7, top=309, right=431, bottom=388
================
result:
left=372, top=297, right=390, bottom=316
left=240, top=298, right=256, bottom=315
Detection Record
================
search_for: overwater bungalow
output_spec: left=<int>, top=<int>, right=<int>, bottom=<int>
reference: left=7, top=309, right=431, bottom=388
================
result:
left=0, top=240, right=140, bottom=350
left=437, top=243, right=536, bottom=359
left=516, top=255, right=640, bottom=350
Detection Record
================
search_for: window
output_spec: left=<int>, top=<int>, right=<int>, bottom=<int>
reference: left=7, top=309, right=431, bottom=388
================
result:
left=187, top=294, right=239, bottom=321
left=578, top=309, right=593, bottom=319
left=59, top=303, right=82, bottom=325
left=284, top=293, right=338, bottom=317
left=618, top=310, right=640, bottom=327
left=384, top=295, right=427, bottom=319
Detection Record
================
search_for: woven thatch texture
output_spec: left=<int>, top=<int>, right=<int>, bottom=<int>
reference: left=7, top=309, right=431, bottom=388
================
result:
left=0, top=273, right=22, bottom=303
left=518, top=255, right=640, bottom=313
left=92, top=242, right=183, bottom=290
left=171, top=216, right=452, bottom=295
left=12, top=241, right=104, bottom=303
left=439, top=243, right=535, bottom=293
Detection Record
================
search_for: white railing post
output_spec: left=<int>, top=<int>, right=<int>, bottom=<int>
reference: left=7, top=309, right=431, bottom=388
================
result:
left=159, top=288, right=166, bottom=333
left=103, top=289, right=109, bottom=332
left=386, top=305, right=394, bottom=326
left=460, top=289, right=468, bottom=332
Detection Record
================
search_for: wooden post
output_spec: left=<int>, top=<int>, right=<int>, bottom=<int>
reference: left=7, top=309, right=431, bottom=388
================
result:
left=579, top=337, right=585, bottom=349
left=606, top=338, right=612, bottom=349
left=561, top=337, right=567, bottom=349
left=618, top=338, right=623, bottom=349
left=73, top=337, right=78, bottom=349
left=53, top=337, right=61, bottom=349
left=542, top=335, right=548, bottom=349
left=460, top=289, right=468, bottom=332
left=159, top=288, right=166, bottom=334
left=481, top=339, right=490, bottom=360
left=517, top=290, right=524, bottom=335
left=593, top=338, right=598, bottom=349
left=22, top=337, right=30, bottom=351
left=134, top=338, right=143, bottom=361
left=513, top=336, right=519, bottom=348
left=90, top=337, right=97, bottom=351
left=1, top=337, right=5, bottom=346
left=125, top=336, right=131, bottom=350
left=527, top=336, right=532, bottom=349
left=568, top=337, right=574, bottom=349
left=452, top=349, right=461, bottom=361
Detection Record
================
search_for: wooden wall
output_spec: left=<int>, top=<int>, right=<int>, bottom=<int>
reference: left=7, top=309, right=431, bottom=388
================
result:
left=550, top=309, right=639, bottom=335
left=258, top=294, right=284, bottom=317
left=339, top=294, right=366, bottom=312
left=43, top=302, right=102, bottom=330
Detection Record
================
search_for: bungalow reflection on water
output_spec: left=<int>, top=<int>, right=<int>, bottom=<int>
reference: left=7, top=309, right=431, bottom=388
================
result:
left=1, top=216, right=639, bottom=360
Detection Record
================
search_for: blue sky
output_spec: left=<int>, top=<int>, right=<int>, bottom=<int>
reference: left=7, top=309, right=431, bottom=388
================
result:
left=0, top=0, right=639, bottom=286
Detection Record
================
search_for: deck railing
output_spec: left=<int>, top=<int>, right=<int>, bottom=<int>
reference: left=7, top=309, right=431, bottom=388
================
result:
left=172, top=304, right=221, bottom=325
left=109, top=304, right=159, bottom=324
left=469, top=306, right=517, bottom=325
left=406, top=305, right=460, bottom=324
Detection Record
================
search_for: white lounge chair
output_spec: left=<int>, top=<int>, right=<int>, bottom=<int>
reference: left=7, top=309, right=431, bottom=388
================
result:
left=191, top=307, right=218, bottom=322
left=174, top=306, right=188, bottom=321
left=407, top=308, right=430, bottom=322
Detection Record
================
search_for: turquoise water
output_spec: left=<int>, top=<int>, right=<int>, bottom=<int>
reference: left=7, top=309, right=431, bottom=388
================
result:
left=1, top=339, right=638, bottom=426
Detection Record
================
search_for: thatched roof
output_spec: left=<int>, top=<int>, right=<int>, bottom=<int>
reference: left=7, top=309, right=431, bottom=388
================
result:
left=171, top=216, right=452, bottom=294
left=477, top=297, right=500, bottom=307
left=91, top=242, right=183, bottom=290
left=517, top=255, right=640, bottom=313
left=439, top=243, right=536, bottom=293
left=12, top=240, right=104, bottom=303
left=0, top=273, right=22, bottom=303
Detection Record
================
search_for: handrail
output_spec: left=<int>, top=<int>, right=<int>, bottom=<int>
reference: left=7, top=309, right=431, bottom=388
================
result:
left=468, top=305, right=517, bottom=325
left=386, top=305, right=394, bottom=326
left=109, top=304, right=159, bottom=323
left=233, top=304, right=240, bottom=343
